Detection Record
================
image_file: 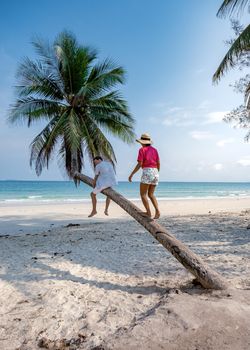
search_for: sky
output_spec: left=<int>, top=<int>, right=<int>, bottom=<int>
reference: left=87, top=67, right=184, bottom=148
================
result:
left=0, top=0, right=249, bottom=182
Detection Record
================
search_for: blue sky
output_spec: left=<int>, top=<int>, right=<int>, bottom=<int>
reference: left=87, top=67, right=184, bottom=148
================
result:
left=0, top=0, right=249, bottom=181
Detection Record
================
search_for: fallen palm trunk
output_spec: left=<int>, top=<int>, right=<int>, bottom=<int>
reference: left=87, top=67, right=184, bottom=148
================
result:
left=74, top=172, right=228, bottom=290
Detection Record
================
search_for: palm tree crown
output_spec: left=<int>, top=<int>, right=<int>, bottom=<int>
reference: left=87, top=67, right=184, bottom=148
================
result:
left=9, top=31, right=135, bottom=180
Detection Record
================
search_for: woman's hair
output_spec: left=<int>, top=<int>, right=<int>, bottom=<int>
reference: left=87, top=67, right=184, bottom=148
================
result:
left=93, top=156, right=103, bottom=161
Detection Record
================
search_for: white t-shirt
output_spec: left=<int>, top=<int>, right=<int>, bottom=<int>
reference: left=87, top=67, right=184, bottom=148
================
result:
left=94, top=161, right=117, bottom=193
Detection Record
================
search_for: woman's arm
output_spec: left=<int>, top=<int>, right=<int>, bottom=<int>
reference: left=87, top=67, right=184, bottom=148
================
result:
left=128, top=161, right=142, bottom=182
left=157, top=160, right=160, bottom=172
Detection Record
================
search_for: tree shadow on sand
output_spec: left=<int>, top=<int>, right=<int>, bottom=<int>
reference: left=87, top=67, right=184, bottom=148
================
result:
left=0, top=218, right=181, bottom=299
left=0, top=213, right=249, bottom=299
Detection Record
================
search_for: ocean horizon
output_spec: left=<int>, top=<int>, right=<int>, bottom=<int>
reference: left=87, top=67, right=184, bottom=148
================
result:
left=1, top=180, right=250, bottom=203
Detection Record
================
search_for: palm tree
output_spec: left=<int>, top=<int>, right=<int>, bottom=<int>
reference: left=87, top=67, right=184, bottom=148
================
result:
left=9, top=31, right=135, bottom=180
left=213, top=0, right=250, bottom=82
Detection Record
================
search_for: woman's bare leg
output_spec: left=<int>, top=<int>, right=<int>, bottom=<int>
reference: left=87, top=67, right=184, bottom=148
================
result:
left=88, top=192, right=97, bottom=217
left=140, top=183, right=151, bottom=217
left=148, top=185, right=160, bottom=219
left=104, top=196, right=111, bottom=215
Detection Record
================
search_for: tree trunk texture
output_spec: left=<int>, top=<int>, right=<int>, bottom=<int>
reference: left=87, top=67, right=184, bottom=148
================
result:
left=74, top=172, right=228, bottom=290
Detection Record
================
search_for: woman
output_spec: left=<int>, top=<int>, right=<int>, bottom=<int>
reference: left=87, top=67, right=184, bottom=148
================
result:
left=128, top=133, right=160, bottom=219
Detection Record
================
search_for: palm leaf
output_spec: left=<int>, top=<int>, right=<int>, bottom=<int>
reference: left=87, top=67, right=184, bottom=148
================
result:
left=55, top=31, right=97, bottom=95
left=9, top=98, right=65, bottom=126
left=245, top=83, right=250, bottom=107
left=217, top=0, right=250, bottom=18
left=83, top=117, right=117, bottom=167
left=32, top=37, right=61, bottom=74
left=84, top=60, right=125, bottom=99
left=30, top=117, right=60, bottom=175
left=16, top=58, right=65, bottom=100
left=213, top=24, right=250, bottom=82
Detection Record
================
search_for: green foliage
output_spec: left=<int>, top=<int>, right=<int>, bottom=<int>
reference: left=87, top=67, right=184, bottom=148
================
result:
left=224, top=105, right=250, bottom=140
left=214, top=1, right=250, bottom=82
left=213, top=24, right=250, bottom=82
left=9, top=31, right=135, bottom=181
left=217, top=0, right=250, bottom=18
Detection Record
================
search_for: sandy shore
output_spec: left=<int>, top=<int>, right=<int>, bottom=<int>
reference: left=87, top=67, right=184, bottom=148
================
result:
left=1, top=197, right=250, bottom=235
left=0, top=198, right=250, bottom=349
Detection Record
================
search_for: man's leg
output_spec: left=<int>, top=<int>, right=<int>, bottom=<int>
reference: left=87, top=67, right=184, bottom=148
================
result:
left=88, top=192, right=97, bottom=217
left=104, top=196, right=111, bottom=215
left=140, top=183, right=151, bottom=217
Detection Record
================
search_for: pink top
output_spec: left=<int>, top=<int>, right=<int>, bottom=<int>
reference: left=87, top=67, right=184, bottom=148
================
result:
left=137, top=146, right=160, bottom=169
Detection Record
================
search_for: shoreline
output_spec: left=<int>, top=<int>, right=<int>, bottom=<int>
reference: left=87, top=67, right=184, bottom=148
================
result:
left=2, top=194, right=250, bottom=204
left=1, top=195, right=250, bottom=206
left=1, top=197, right=250, bottom=236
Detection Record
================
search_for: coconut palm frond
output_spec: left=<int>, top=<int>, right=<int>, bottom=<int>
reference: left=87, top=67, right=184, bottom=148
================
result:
left=16, top=58, right=65, bottom=100
left=90, top=111, right=135, bottom=143
left=57, top=139, right=84, bottom=181
left=91, top=91, right=131, bottom=117
left=86, top=62, right=125, bottom=96
left=83, top=117, right=117, bottom=167
left=30, top=117, right=61, bottom=175
left=55, top=31, right=97, bottom=95
left=213, top=24, right=250, bottom=82
left=32, top=37, right=60, bottom=72
left=245, top=83, right=250, bottom=107
left=9, top=98, right=65, bottom=126
left=217, top=0, right=250, bottom=18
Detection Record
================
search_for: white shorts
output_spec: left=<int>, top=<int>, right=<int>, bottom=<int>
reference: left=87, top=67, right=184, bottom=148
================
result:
left=141, top=168, right=159, bottom=185
left=92, top=186, right=110, bottom=195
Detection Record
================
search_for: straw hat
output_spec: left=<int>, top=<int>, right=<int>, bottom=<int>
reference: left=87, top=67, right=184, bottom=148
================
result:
left=136, top=133, right=153, bottom=145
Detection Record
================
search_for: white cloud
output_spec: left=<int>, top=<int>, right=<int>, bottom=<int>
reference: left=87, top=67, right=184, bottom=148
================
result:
left=237, top=159, right=250, bottom=167
left=153, top=106, right=231, bottom=130
left=190, top=131, right=214, bottom=140
left=213, top=163, right=223, bottom=171
left=197, top=100, right=210, bottom=110
left=163, top=110, right=195, bottom=127
left=163, top=117, right=194, bottom=127
left=216, top=138, right=234, bottom=147
left=162, top=118, right=174, bottom=126
left=165, top=107, right=184, bottom=113
left=204, top=111, right=229, bottom=124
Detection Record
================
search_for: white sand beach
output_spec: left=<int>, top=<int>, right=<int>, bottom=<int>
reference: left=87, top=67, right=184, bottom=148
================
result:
left=0, top=198, right=250, bottom=349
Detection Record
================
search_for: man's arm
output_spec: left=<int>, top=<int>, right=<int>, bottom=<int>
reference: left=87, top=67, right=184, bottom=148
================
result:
left=93, top=174, right=99, bottom=188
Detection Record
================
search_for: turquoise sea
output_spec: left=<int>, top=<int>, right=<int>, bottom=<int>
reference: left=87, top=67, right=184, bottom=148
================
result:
left=1, top=181, right=250, bottom=203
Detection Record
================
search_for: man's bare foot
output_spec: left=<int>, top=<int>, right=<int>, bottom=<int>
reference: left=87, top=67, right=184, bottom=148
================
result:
left=154, top=211, right=160, bottom=219
left=141, top=211, right=152, bottom=218
left=88, top=210, right=97, bottom=217
left=104, top=210, right=109, bottom=216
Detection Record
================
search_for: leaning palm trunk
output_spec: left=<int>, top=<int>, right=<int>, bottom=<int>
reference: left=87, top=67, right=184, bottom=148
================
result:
left=74, top=172, right=228, bottom=290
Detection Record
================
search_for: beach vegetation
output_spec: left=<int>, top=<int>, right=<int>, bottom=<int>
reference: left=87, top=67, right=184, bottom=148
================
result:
left=213, top=0, right=250, bottom=82
left=214, top=1, right=250, bottom=139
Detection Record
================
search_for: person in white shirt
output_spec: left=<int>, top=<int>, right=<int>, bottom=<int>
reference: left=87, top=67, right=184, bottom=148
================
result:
left=88, top=156, right=117, bottom=217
